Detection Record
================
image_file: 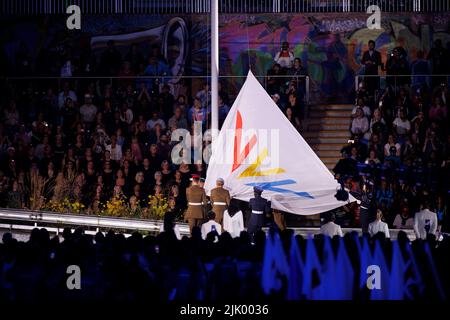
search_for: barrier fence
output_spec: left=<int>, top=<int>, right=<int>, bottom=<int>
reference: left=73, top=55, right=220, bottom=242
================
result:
left=2, top=74, right=310, bottom=105
left=355, top=74, right=450, bottom=93
left=0, top=208, right=417, bottom=240
left=1, top=0, right=449, bottom=15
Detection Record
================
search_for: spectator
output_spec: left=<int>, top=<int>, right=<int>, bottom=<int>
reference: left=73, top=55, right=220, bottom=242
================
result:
left=144, top=55, right=170, bottom=92
left=188, top=98, right=207, bottom=127
left=384, top=134, right=401, bottom=158
left=393, top=206, right=414, bottom=229
left=285, top=107, right=301, bottom=132
left=100, top=40, right=122, bottom=76
left=414, top=199, right=438, bottom=240
left=168, top=107, right=188, bottom=130
left=146, top=111, right=166, bottom=131
left=124, top=43, right=144, bottom=74
left=352, top=98, right=371, bottom=118
left=411, top=50, right=430, bottom=89
left=393, top=108, right=411, bottom=137
left=266, top=63, right=284, bottom=95
left=369, top=108, right=387, bottom=138
left=285, top=93, right=302, bottom=121
left=218, top=97, right=230, bottom=127
left=361, top=40, right=383, bottom=94
left=274, top=41, right=294, bottom=69
left=368, top=209, right=390, bottom=238
left=351, top=107, right=369, bottom=135
left=201, top=211, right=222, bottom=240
left=427, top=39, right=449, bottom=87
left=320, top=213, right=343, bottom=237
left=79, top=95, right=98, bottom=124
left=196, top=82, right=211, bottom=112
left=58, top=82, right=78, bottom=109
left=428, top=96, right=448, bottom=123
left=364, top=149, right=381, bottom=165
left=386, top=47, right=410, bottom=88
left=3, top=100, right=20, bottom=129
left=105, top=135, right=122, bottom=162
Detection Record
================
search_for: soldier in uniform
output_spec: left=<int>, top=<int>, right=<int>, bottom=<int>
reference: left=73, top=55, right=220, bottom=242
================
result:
left=184, top=174, right=207, bottom=234
left=247, top=186, right=271, bottom=238
left=360, top=179, right=375, bottom=234
left=209, top=177, right=231, bottom=225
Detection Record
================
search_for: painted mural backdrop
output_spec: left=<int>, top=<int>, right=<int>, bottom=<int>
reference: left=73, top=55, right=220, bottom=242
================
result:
left=216, top=13, right=450, bottom=102
left=1, top=13, right=450, bottom=102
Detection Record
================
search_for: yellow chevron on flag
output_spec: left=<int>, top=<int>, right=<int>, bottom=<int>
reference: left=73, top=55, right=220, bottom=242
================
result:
left=238, top=148, right=285, bottom=179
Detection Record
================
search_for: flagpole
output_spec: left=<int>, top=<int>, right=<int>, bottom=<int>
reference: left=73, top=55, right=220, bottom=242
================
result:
left=211, top=0, right=219, bottom=143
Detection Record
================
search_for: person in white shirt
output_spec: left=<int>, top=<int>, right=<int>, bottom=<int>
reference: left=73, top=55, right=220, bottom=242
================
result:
left=201, top=211, right=222, bottom=240
left=223, top=201, right=244, bottom=238
left=368, top=209, right=390, bottom=238
left=392, top=109, right=411, bottom=136
left=393, top=206, right=414, bottom=229
left=352, top=98, right=371, bottom=118
left=105, top=135, right=122, bottom=161
left=58, top=82, right=78, bottom=109
left=414, top=200, right=438, bottom=240
left=351, top=107, right=369, bottom=135
left=146, top=111, right=166, bottom=131
left=274, top=41, right=295, bottom=68
left=320, top=213, right=343, bottom=237
left=79, top=95, right=97, bottom=123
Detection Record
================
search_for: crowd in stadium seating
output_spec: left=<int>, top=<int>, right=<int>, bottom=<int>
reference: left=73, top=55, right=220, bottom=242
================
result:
left=0, top=226, right=448, bottom=301
left=332, top=43, right=449, bottom=231
left=0, top=40, right=227, bottom=218
left=0, top=39, right=448, bottom=234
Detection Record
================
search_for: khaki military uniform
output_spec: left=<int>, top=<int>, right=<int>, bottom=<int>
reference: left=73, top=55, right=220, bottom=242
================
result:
left=185, top=184, right=207, bottom=233
left=210, top=187, right=231, bottom=224
left=273, top=209, right=286, bottom=231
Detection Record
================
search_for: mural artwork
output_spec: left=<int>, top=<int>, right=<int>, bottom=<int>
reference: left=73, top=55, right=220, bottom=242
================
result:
left=1, top=13, right=450, bottom=103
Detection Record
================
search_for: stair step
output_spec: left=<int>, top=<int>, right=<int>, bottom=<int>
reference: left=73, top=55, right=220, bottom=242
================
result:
left=312, top=104, right=354, bottom=111
left=315, top=150, right=341, bottom=157
left=309, top=110, right=351, bottom=118
left=308, top=123, right=350, bottom=131
left=307, top=137, right=350, bottom=144
left=303, top=130, right=350, bottom=138
left=322, top=157, right=341, bottom=165
left=307, top=118, right=351, bottom=125
left=310, top=143, right=344, bottom=151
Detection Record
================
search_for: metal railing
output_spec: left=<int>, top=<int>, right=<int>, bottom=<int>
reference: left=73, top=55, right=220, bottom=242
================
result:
left=0, top=208, right=417, bottom=240
left=355, top=74, right=450, bottom=93
left=1, top=0, right=449, bottom=15
left=2, top=74, right=310, bottom=104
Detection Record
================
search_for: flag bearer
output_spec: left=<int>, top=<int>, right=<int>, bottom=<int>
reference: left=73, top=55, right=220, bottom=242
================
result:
left=209, top=177, right=231, bottom=225
left=185, top=174, right=207, bottom=234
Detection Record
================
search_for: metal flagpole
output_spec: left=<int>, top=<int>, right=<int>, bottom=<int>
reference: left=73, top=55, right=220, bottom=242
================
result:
left=211, top=0, right=219, bottom=143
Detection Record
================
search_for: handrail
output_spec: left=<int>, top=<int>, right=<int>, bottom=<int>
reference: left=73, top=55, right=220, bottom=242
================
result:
left=2, top=74, right=310, bottom=103
left=354, top=74, right=450, bottom=92
left=1, top=0, right=448, bottom=15
left=0, top=208, right=417, bottom=240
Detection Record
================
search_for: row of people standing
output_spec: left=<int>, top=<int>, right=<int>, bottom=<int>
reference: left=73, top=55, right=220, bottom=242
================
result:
left=181, top=175, right=272, bottom=240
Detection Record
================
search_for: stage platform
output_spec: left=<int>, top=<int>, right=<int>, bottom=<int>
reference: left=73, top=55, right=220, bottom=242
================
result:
left=0, top=209, right=416, bottom=240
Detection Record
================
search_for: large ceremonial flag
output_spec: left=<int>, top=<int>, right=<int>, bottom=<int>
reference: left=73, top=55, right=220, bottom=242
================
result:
left=205, top=71, right=355, bottom=215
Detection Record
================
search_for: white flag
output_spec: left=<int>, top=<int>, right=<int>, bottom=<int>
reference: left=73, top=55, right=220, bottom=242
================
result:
left=205, top=71, right=355, bottom=215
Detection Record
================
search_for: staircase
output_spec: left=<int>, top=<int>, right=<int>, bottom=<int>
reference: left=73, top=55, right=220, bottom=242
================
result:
left=303, top=104, right=353, bottom=170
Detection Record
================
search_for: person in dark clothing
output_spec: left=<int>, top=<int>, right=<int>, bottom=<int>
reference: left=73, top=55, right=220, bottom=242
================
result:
left=427, top=39, right=450, bottom=87
left=386, top=47, right=410, bottom=88
left=100, top=40, right=122, bottom=76
left=361, top=40, right=383, bottom=94
left=247, top=186, right=271, bottom=239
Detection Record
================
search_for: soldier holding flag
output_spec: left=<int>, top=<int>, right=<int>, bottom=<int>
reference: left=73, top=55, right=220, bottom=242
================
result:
left=185, top=174, right=207, bottom=234
left=248, top=186, right=271, bottom=238
left=209, top=177, right=231, bottom=225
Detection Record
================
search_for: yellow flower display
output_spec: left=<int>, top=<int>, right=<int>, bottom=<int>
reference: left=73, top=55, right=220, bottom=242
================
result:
left=146, top=195, right=169, bottom=220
